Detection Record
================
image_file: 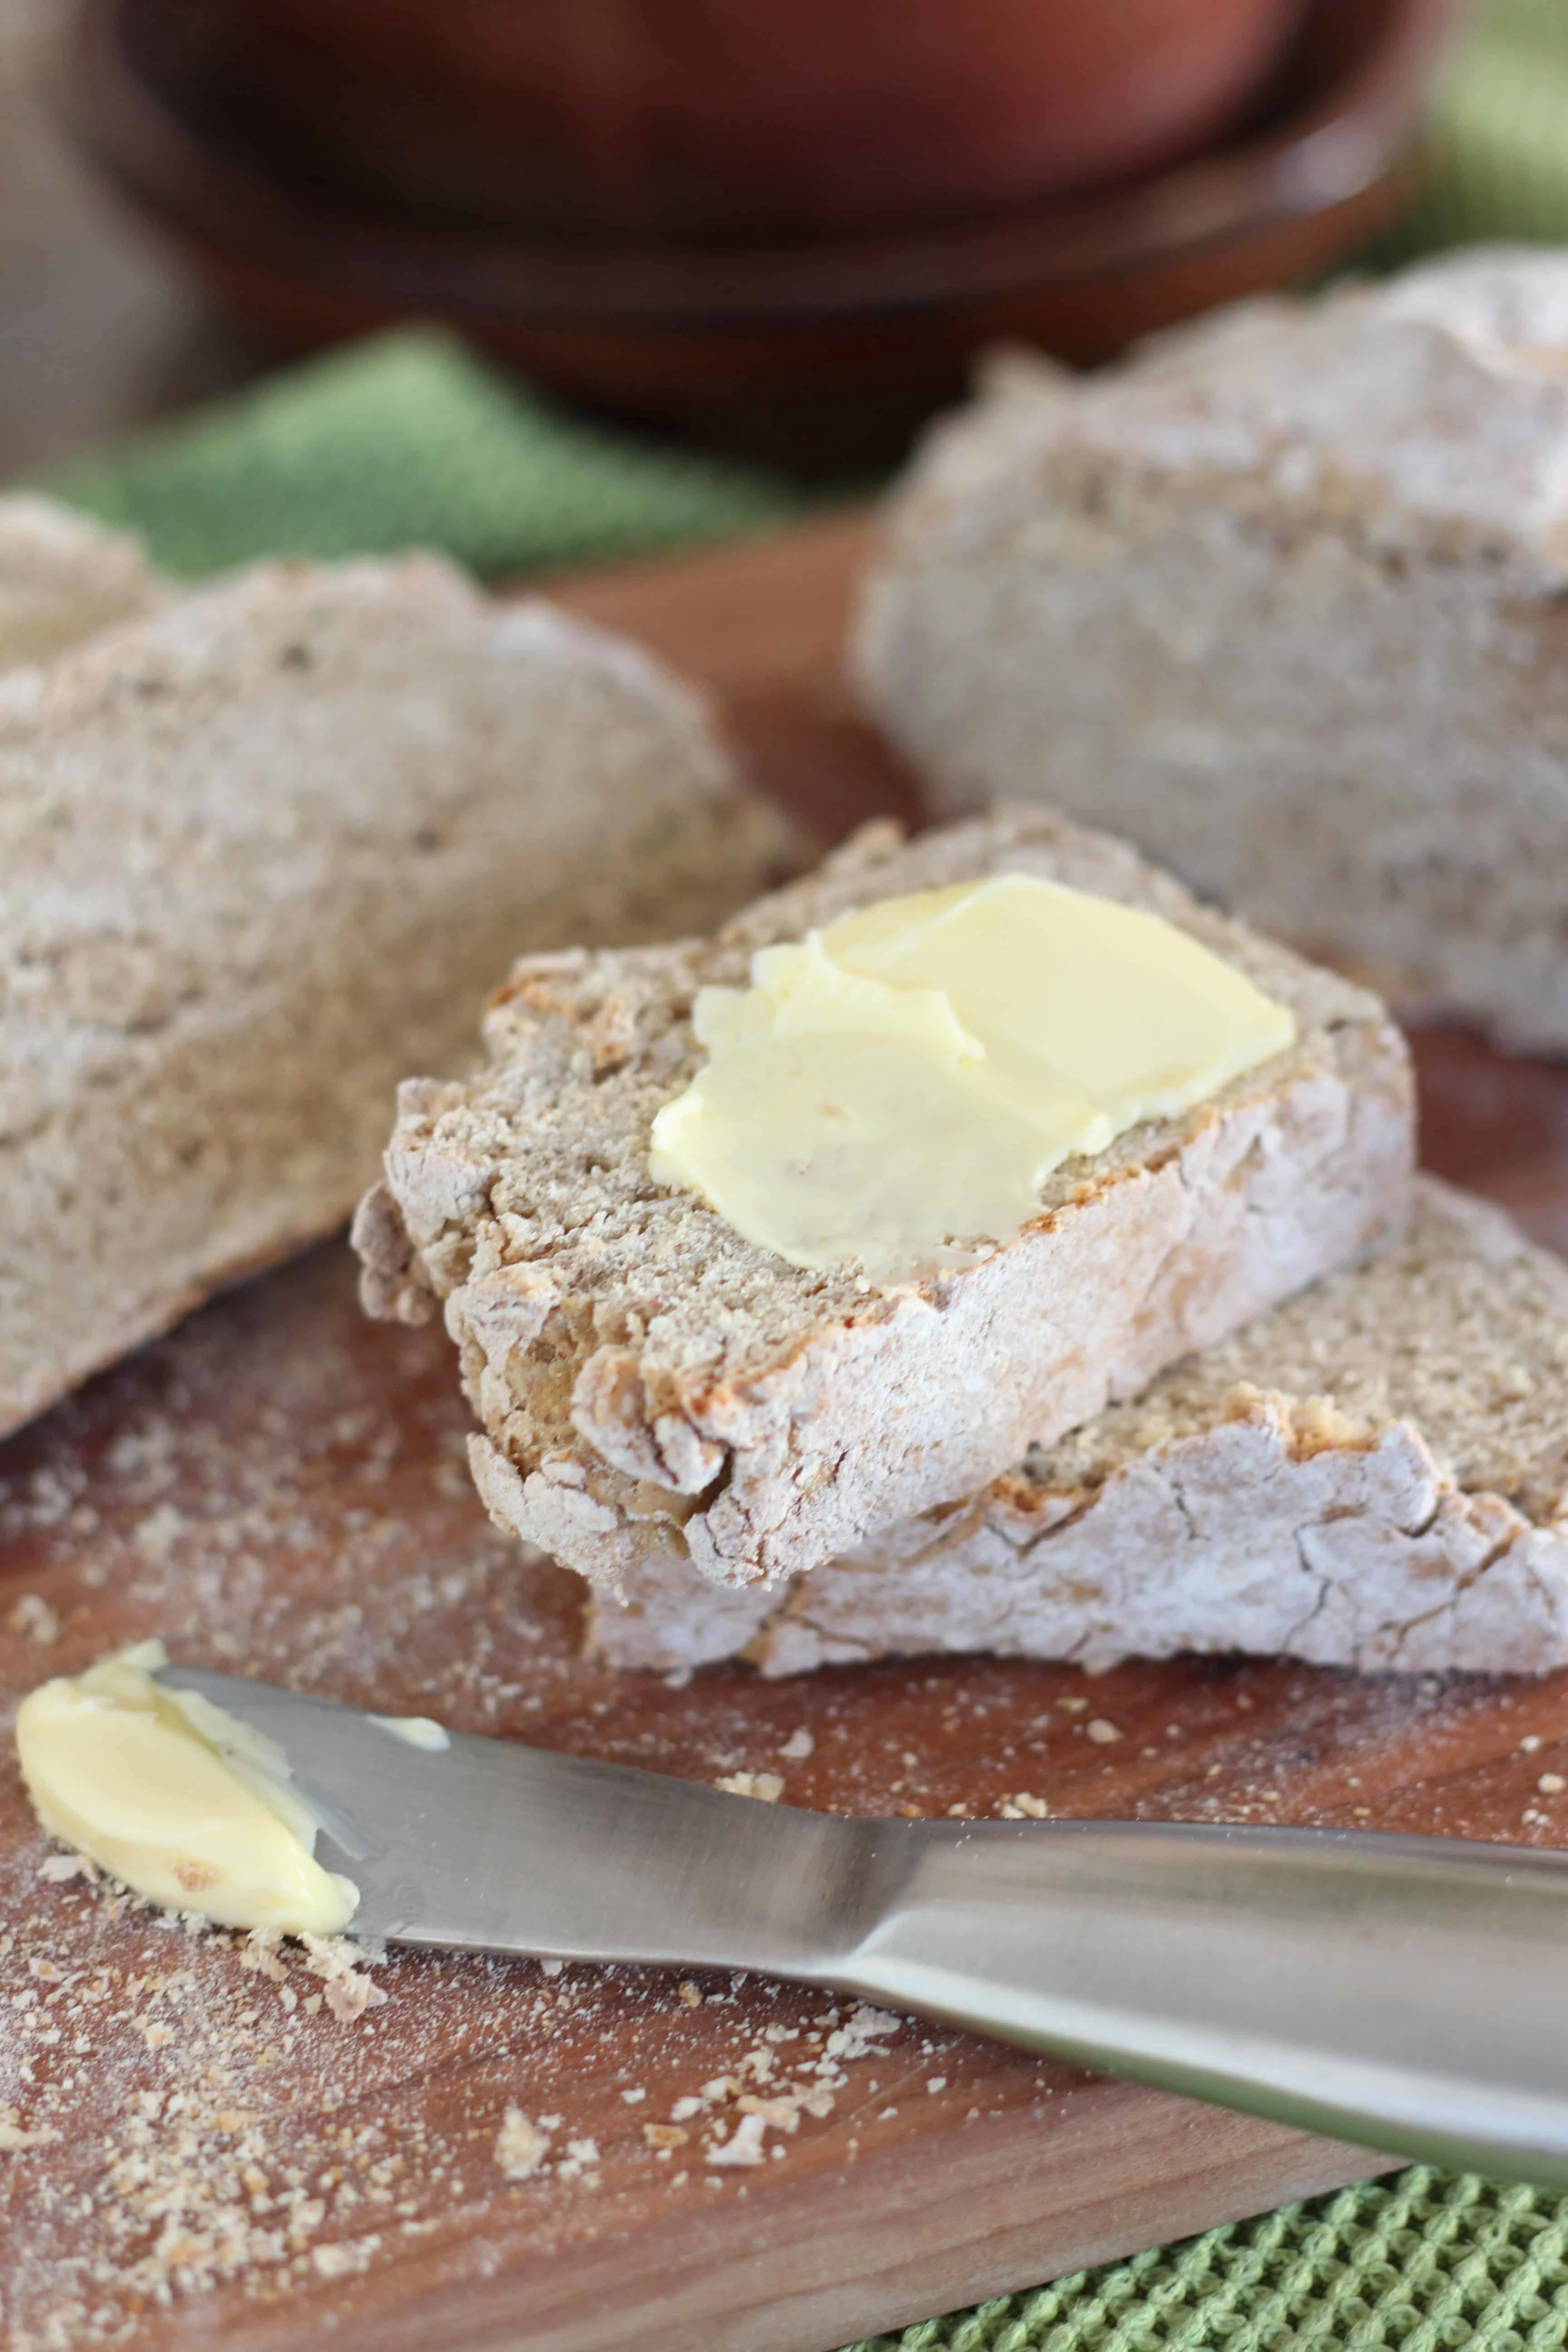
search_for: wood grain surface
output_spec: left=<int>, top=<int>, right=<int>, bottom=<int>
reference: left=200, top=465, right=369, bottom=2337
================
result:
left=5, top=513, right=1568, bottom=2352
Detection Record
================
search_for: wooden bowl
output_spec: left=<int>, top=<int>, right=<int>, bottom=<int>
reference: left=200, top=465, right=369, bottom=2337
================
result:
left=122, top=0, right=1307, bottom=241
left=60, top=0, right=1462, bottom=471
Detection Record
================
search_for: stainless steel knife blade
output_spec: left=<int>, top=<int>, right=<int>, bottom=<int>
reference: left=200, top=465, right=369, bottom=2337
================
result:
left=156, top=1661, right=1568, bottom=2188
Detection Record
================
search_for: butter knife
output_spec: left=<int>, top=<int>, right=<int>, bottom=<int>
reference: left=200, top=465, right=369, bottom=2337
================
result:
left=155, top=1661, right=1568, bottom=2187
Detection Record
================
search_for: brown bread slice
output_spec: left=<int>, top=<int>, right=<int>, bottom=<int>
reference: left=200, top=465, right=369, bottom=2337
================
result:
left=359, top=808, right=1414, bottom=1593
left=0, top=553, right=786, bottom=1437
left=589, top=1178, right=1568, bottom=1678
left=855, top=246, right=1568, bottom=1050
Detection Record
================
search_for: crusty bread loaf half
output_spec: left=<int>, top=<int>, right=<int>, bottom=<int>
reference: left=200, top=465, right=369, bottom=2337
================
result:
left=359, top=807, right=1414, bottom=1593
left=0, top=496, right=163, bottom=670
left=590, top=1178, right=1568, bottom=1678
left=856, top=246, right=1568, bottom=1050
left=0, top=552, right=787, bottom=1437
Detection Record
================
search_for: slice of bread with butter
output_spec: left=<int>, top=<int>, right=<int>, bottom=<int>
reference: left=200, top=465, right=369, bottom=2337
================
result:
left=856, top=246, right=1568, bottom=1051
left=358, top=807, right=1414, bottom=1594
left=587, top=1179, right=1568, bottom=1678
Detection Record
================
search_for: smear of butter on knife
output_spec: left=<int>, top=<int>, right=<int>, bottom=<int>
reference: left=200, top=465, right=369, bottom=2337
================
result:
left=16, top=1640, right=358, bottom=1935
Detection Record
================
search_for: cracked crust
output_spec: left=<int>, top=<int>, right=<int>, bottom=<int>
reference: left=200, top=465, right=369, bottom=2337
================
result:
left=856, top=246, right=1568, bottom=1048
left=590, top=1179, right=1568, bottom=1677
left=0, top=552, right=789, bottom=1436
left=362, top=806, right=1414, bottom=1591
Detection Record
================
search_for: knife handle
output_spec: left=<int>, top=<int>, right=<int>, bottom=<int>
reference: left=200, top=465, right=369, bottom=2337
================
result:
left=833, top=1817, right=1568, bottom=2184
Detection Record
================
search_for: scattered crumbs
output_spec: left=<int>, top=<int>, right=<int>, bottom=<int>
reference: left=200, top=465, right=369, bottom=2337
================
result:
left=37, top=1851, right=97, bottom=1886
left=1235, top=1694, right=1254, bottom=1712
left=670, top=2096, right=705, bottom=2123
left=662, top=1668, right=692, bottom=1690
left=557, top=2138, right=600, bottom=2185
left=9, top=1593, right=60, bottom=1646
left=619, top=2087, right=646, bottom=2105
left=1539, top=1773, right=1566, bottom=1796
left=945, top=1802, right=972, bottom=1818
left=677, top=1980, right=703, bottom=2008
left=926, top=2077, right=948, bottom=2095
left=495, top=2110, right=551, bottom=2182
left=1085, top=1719, right=1122, bottom=1746
left=715, top=1772, right=784, bottom=1803
left=1058, top=1695, right=1089, bottom=1714
left=705, top=2112, right=768, bottom=2169
left=995, top=1793, right=1050, bottom=1820
left=1521, top=1735, right=1544, bottom=1753
left=643, top=2124, right=688, bottom=2151
left=877, top=2106, right=899, bottom=2121
left=0, top=2104, right=60, bottom=2151
left=299, top=1934, right=388, bottom=2023
left=778, top=1728, right=814, bottom=1762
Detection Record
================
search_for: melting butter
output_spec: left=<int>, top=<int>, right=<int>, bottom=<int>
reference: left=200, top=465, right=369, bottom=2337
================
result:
left=15, top=1641, right=358, bottom=1935
left=649, top=873, right=1295, bottom=1280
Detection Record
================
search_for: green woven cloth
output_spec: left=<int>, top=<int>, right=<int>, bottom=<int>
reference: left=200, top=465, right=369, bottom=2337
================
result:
left=37, top=331, right=805, bottom=580
left=24, top=1, right=1568, bottom=2347
left=846, top=2171, right=1568, bottom=2352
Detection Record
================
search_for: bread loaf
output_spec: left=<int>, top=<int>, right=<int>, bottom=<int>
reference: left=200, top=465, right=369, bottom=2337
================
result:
left=856, top=246, right=1568, bottom=1048
left=0, top=496, right=162, bottom=670
left=590, top=1178, right=1568, bottom=1678
left=359, top=807, right=1413, bottom=1593
left=1, top=553, right=786, bottom=1436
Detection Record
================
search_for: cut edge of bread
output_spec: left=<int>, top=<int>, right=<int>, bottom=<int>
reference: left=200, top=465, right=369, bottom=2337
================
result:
left=586, top=1178, right=1568, bottom=1679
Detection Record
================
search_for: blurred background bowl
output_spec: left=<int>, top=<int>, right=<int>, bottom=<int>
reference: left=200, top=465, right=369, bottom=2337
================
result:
left=61, top=0, right=1463, bottom=469
left=117, top=0, right=1309, bottom=241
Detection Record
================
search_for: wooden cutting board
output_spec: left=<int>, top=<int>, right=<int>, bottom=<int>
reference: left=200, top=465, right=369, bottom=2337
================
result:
left=7, top=512, right=1568, bottom=2352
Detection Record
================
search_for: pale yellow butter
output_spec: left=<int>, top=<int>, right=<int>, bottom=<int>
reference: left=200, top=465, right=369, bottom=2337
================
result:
left=16, top=1641, right=358, bottom=1935
left=649, top=873, right=1295, bottom=1280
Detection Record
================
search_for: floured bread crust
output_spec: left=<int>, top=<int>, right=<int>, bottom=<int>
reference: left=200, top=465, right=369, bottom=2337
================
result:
left=0, top=496, right=163, bottom=670
left=590, top=1180, right=1568, bottom=1677
left=1, top=553, right=787, bottom=1437
left=362, top=806, right=1413, bottom=1593
left=856, top=246, right=1568, bottom=1049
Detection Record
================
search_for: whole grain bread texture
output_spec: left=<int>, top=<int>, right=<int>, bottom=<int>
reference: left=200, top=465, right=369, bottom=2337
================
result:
left=0, top=552, right=788, bottom=1438
left=0, top=496, right=163, bottom=669
left=359, top=806, right=1414, bottom=1594
left=856, top=245, right=1568, bottom=1050
left=590, top=1178, right=1568, bottom=1677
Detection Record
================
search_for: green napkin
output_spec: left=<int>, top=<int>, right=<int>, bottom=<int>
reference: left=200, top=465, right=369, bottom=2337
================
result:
left=24, top=3, right=1568, bottom=2348
left=846, top=2169, right=1568, bottom=2352
left=37, top=328, right=805, bottom=580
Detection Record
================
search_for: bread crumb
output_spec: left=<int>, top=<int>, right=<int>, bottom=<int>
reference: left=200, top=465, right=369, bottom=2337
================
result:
left=926, top=2077, right=948, bottom=2094
left=619, top=2087, right=646, bottom=2104
left=1538, top=1773, right=1565, bottom=1795
left=778, top=1729, right=814, bottom=1761
left=706, top=2112, right=768, bottom=2168
left=1521, top=1735, right=1544, bottom=1753
left=1086, top=1719, right=1122, bottom=1745
left=494, top=2110, right=550, bottom=2181
left=9, top=1593, right=60, bottom=1644
left=643, top=2124, right=688, bottom=2150
left=715, top=1771, right=784, bottom=1802
left=37, top=1851, right=96, bottom=1886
